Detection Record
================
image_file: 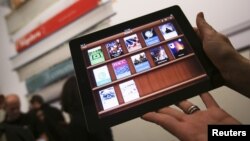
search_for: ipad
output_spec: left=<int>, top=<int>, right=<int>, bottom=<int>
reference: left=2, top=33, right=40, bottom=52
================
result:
left=69, top=5, right=223, bottom=132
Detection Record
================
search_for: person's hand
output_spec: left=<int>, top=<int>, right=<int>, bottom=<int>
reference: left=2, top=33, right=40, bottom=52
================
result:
left=196, top=12, right=250, bottom=97
left=142, top=93, right=240, bottom=141
left=196, top=12, right=239, bottom=77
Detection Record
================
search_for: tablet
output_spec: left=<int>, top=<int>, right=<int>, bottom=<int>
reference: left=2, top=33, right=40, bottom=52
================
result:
left=69, top=5, right=223, bottom=132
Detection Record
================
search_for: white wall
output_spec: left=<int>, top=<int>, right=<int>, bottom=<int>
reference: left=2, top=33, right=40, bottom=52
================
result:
left=0, top=6, right=29, bottom=112
left=0, top=0, right=250, bottom=141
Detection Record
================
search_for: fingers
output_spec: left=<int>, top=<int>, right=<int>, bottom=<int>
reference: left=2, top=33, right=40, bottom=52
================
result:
left=176, top=100, right=197, bottom=114
left=200, top=92, right=220, bottom=108
left=176, top=92, right=219, bottom=111
left=158, top=107, right=185, bottom=120
left=196, top=12, right=216, bottom=40
left=142, top=112, right=181, bottom=133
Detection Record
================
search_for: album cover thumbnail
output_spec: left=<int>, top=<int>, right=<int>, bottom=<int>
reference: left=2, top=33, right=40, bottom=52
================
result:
left=123, top=34, right=142, bottom=52
left=150, top=46, right=169, bottom=65
left=119, top=80, right=140, bottom=103
left=93, top=65, right=111, bottom=86
left=159, top=22, right=178, bottom=40
left=131, top=52, right=151, bottom=73
left=99, top=87, right=119, bottom=110
left=141, top=28, right=160, bottom=46
left=167, top=38, right=187, bottom=58
left=105, top=39, right=124, bottom=59
left=88, top=46, right=105, bottom=65
left=112, top=59, right=131, bottom=79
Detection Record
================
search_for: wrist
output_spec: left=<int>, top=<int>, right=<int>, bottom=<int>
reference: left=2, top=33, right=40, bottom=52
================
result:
left=224, top=54, right=250, bottom=95
left=220, top=52, right=241, bottom=82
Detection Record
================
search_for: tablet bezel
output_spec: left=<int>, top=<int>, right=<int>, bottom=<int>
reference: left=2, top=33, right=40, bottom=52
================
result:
left=69, top=5, right=223, bottom=132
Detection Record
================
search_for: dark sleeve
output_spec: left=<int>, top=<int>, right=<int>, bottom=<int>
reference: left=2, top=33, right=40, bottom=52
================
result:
left=52, top=108, right=65, bottom=122
left=89, top=128, right=114, bottom=141
left=5, top=124, right=35, bottom=141
left=44, top=107, right=69, bottom=141
left=25, top=111, right=47, bottom=139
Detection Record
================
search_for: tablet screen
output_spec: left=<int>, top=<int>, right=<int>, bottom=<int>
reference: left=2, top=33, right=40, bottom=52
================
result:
left=80, top=15, right=208, bottom=118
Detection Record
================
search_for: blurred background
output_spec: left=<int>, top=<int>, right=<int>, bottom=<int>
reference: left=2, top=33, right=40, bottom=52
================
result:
left=0, top=0, right=250, bottom=141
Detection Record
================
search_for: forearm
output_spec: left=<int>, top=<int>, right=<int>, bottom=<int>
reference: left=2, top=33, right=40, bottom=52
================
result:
left=225, top=55, right=250, bottom=98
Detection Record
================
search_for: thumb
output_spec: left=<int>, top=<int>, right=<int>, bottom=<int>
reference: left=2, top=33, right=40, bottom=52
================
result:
left=196, top=12, right=216, bottom=40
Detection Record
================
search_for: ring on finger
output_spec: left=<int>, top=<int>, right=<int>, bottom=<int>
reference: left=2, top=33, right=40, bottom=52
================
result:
left=186, top=105, right=200, bottom=114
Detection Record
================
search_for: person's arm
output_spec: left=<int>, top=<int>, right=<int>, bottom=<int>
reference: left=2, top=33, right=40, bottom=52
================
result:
left=196, top=12, right=250, bottom=98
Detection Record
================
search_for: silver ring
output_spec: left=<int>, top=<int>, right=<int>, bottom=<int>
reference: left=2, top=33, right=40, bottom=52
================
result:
left=186, top=105, right=200, bottom=114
